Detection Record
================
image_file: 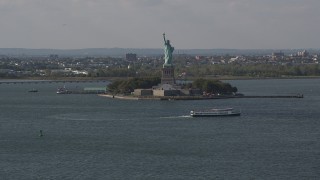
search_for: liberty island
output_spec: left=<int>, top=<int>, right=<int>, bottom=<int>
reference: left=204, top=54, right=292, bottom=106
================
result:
left=104, top=33, right=239, bottom=100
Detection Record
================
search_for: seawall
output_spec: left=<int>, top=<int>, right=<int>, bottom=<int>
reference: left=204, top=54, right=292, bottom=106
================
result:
left=98, top=94, right=303, bottom=100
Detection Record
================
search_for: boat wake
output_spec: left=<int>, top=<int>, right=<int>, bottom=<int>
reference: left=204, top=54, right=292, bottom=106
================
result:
left=160, top=115, right=192, bottom=119
left=55, top=117, right=104, bottom=121
left=49, top=114, right=138, bottom=122
left=48, top=114, right=104, bottom=122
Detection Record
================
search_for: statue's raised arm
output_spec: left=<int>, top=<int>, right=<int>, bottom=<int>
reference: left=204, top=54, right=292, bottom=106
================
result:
left=163, top=33, right=166, bottom=43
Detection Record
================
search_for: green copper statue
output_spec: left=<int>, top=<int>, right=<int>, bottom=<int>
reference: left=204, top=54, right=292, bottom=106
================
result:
left=163, top=33, right=174, bottom=66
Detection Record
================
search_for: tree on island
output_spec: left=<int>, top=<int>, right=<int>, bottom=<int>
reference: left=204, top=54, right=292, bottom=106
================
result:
left=108, top=77, right=238, bottom=95
left=108, top=77, right=161, bottom=94
left=186, top=78, right=238, bottom=95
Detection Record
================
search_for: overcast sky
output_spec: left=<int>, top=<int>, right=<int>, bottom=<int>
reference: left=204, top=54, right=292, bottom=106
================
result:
left=0, top=0, right=319, bottom=49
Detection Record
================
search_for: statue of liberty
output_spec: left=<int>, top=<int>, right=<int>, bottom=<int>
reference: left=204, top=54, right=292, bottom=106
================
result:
left=163, top=33, right=174, bottom=66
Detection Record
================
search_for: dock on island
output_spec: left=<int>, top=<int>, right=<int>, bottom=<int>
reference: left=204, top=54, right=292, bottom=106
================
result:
left=235, top=94, right=304, bottom=99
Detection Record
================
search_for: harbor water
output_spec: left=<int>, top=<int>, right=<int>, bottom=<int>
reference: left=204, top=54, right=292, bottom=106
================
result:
left=0, top=79, right=319, bottom=179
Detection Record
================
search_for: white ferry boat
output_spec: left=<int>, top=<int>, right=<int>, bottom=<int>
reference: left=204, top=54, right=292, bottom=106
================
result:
left=190, top=108, right=241, bottom=117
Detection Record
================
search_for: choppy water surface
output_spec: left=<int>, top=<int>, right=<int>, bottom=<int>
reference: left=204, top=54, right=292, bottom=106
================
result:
left=0, top=79, right=319, bottom=179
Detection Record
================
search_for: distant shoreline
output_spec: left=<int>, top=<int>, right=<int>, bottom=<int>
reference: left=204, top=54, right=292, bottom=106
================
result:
left=201, top=75, right=320, bottom=80
left=1, top=76, right=320, bottom=82
left=2, top=48, right=319, bottom=57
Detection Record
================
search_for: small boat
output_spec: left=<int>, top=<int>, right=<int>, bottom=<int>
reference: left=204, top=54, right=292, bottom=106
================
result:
left=190, top=108, right=241, bottom=117
left=28, top=88, right=38, bottom=93
left=56, top=86, right=71, bottom=94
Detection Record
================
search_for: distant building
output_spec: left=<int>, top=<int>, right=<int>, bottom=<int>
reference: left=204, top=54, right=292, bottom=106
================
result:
left=272, top=52, right=284, bottom=60
left=195, top=56, right=204, bottom=60
left=49, top=54, right=59, bottom=60
left=72, top=70, right=88, bottom=75
left=126, top=53, right=137, bottom=61
left=297, top=50, right=309, bottom=57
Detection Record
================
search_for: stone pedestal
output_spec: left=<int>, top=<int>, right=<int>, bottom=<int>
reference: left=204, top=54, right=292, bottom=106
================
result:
left=161, top=66, right=175, bottom=85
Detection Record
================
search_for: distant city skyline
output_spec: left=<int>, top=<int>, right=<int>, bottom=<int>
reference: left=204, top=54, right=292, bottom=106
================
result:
left=0, top=0, right=319, bottom=49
